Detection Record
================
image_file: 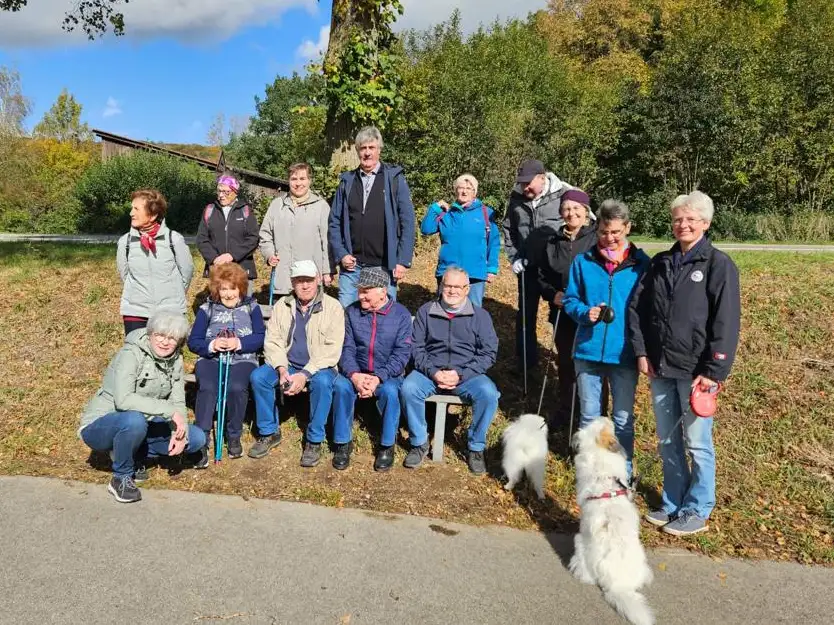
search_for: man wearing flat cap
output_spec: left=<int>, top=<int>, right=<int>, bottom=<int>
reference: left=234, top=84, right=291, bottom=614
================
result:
left=331, top=267, right=413, bottom=471
left=249, top=260, right=345, bottom=467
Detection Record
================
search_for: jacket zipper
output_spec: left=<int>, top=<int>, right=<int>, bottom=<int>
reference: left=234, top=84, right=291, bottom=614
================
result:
left=368, top=312, right=378, bottom=372
left=446, top=315, right=453, bottom=369
left=599, top=274, right=613, bottom=361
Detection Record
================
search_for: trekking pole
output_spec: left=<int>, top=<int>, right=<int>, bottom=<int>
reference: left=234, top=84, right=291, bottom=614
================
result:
left=567, top=321, right=581, bottom=452
left=537, top=310, right=560, bottom=416
left=215, top=352, right=231, bottom=463
left=268, top=267, right=276, bottom=307
left=521, top=262, right=528, bottom=397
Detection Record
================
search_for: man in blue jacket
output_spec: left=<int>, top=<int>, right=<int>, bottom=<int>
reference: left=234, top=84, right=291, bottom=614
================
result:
left=328, top=126, right=416, bottom=307
left=332, top=267, right=413, bottom=472
left=400, top=267, right=500, bottom=474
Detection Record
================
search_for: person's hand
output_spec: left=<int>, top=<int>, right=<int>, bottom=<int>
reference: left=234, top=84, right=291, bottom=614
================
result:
left=172, top=412, right=187, bottom=439
left=278, top=367, right=291, bottom=388
left=637, top=356, right=654, bottom=378
left=512, top=259, right=526, bottom=274
left=440, top=370, right=460, bottom=389
left=553, top=291, right=564, bottom=308
left=487, top=273, right=496, bottom=284
left=692, top=375, right=717, bottom=391
left=393, top=264, right=407, bottom=280
left=363, top=375, right=381, bottom=397
left=588, top=304, right=603, bottom=323
left=268, top=255, right=279, bottom=267
left=231, top=338, right=241, bottom=352
left=350, top=372, right=369, bottom=392
left=437, top=200, right=450, bottom=211
left=432, top=370, right=450, bottom=385
left=285, top=372, right=307, bottom=396
left=323, top=274, right=333, bottom=287
left=341, top=255, right=357, bottom=270
left=214, top=253, right=234, bottom=265
left=168, top=436, right=187, bottom=456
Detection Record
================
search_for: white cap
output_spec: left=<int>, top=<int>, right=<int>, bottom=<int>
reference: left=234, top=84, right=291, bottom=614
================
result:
left=290, top=260, right=319, bottom=278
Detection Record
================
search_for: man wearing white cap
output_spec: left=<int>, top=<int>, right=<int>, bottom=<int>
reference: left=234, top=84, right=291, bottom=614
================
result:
left=249, top=260, right=345, bottom=467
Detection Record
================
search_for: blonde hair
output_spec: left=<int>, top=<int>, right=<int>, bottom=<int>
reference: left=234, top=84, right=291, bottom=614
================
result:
left=453, top=174, right=479, bottom=195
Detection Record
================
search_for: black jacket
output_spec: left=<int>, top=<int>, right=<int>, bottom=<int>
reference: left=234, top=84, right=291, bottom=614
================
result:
left=195, top=198, right=260, bottom=279
left=628, top=238, right=741, bottom=381
left=536, top=224, right=597, bottom=317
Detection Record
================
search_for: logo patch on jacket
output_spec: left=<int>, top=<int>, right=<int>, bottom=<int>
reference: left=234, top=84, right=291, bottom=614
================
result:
left=690, top=270, right=704, bottom=282
left=714, top=352, right=727, bottom=360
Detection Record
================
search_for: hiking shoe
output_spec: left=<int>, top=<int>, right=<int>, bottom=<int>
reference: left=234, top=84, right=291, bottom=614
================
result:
left=662, top=511, right=708, bottom=536
left=227, top=438, right=243, bottom=459
left=133, top=464, right=150, bottom=483
left=332, top=442, right=352, bottom=471
left=301, top=442, right=322, bottom=468
left=194, top=445, right=210, bottom=469
left=107, top=475, right=141, bottom=504
left=248, top=432, right=282, bottom=459
left=403, top=442, right=429, bottom=469
left=644, top=510, right=671, bottom=527
left=374, top=446, right=395, bottom=472
left=467, top=450, right=487, bottom=475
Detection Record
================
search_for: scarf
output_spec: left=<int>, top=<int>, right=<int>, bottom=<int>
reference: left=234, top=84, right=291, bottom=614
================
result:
left=599, top=241, right=630, bottom=275
left=140, top=221, right=161, bottom=254
left=291, top=192, right=311, bottom=207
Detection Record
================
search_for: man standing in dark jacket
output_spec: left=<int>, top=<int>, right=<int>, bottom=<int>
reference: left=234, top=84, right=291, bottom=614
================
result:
left=196, top=173, right=260, bottom=294
left=629, top=191, right=741, bottom=537
left=332, top=267, right=413, bottom=472
left=400, top=267, right=500, bottom=474
left=328, top=126, right=416, bottom=307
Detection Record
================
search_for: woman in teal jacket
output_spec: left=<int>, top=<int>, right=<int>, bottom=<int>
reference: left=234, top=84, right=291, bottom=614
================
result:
left=563, top=199, right=650, bottom=476
left=420, top=174, right=500, bottom=306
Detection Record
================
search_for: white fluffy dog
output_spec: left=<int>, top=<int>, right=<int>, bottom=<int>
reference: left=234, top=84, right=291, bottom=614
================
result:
left=501, top=413, right=548, bottom=500
left=569, top=417, right=654, bottom=625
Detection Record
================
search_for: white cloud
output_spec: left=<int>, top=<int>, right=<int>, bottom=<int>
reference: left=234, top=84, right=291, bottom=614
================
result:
left=295, top=24, right=330, bottom=60
left=102, top=96, right=122, bottom=118
left=396, top=0, right=547, bottom=34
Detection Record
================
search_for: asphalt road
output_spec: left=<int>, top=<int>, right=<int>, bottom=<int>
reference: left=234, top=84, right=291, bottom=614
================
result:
left=1, top=476, right=831, bottom=625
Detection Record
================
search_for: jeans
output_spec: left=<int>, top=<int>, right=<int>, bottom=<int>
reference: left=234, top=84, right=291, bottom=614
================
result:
left=332, top=375, right=403, bottom=446
left=81, top=411, right=206, bottom=478
left=436, top=277, right=486, bottom=307
left=338, top=264, right=397, bottom=307
left=194, top=359, right=256, bottom=440
left=400, top=371, right=500, bottom=452
left=574, top=359, right=638, bottom=476
left=250, top=364, right=337, bottom=443
left=516, top=269, right=541, bottom=368
left=650, top=376, right=716, bottom=519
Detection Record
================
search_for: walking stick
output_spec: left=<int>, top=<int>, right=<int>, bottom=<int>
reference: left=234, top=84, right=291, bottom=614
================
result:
left=537, top=310, right=560, bottom=416
left=521, top=264, right=528, bottom=397
left=268, top=267, right=276, bottom=307
left=214, top=351, right=231, bottom=463
left=567, top=321, right=581, bottom=451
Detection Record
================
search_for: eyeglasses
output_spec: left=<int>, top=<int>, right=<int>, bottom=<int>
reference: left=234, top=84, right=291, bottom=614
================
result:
left=455, top=185, right=475, bottom=192
left=151, top=333, right=178, bottom=344
left=442, top=283, right=469, bottom=291
left=672, top=217, right=703, bottom=227
left=217, top=189, right=234, bottom=196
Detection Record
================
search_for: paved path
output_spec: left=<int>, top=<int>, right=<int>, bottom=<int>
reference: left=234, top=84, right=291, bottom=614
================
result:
left=1, top=476, right=831, bottom=625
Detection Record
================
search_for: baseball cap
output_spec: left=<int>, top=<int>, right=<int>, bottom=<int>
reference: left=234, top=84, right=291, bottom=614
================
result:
left=516, top=159, right=546, bottom=184
left=290, top=260, right=319, bottom=279
left=357, top=266, right=390, bottom=289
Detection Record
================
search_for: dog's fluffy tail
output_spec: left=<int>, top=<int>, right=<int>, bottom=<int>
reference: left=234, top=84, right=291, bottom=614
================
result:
left=603, top=588, right=653, bottom=625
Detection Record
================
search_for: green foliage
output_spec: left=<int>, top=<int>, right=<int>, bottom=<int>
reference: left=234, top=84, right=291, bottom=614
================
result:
left=33, top=89, right=92, bottom=143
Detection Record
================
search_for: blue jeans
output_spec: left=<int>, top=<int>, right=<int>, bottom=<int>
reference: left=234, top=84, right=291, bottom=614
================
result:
left=332, top=375, right=403, bottom=446
left=436, top=277, right=486, bottom=307
left=651, top=376, right=716, bottom=519
left=250, top=364, right=337, bottom=443
left=338, top=264, right=398, bottom=307
left=400, top=371, right=500, bottom=452
left=81, top=411, right=206, bottom=478
left=575, top=359, right=638, bottom=476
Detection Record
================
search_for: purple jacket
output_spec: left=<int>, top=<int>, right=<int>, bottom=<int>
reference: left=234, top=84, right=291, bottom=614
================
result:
left=340, top=298, right=413, bottom=381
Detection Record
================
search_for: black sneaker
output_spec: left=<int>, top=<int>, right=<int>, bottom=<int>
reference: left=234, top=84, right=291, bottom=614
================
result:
left=133, top=464, right=150, bottom=483
left=403, top=442, right=429, bottom=469
left=332, top=442, right=352, bottom=470
left=227, top=438, right=243, bottom=459
left=301, top=442, right=322, bottom=468
left=374, top=446, right=395, bottom=472
left=194, top=445, right=210, bottom=469
left=467, top=450, right=487, bottom=475
left=107, top=475, right=142, bottom=503
left=248, top=432, right=282, bottom=459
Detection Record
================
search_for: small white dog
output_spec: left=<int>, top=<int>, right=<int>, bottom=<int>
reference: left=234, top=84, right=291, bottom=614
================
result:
left=569, top=417, right=654, bottom=625
left=501, top=413, right=548, bottom=500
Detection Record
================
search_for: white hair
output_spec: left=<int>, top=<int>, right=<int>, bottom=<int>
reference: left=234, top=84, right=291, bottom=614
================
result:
left=453, top=173, right=479, bottom=195
left=146, top=311, right=190, bottom=343
left=441, top=266, right=470, bottom=285
left=354, top=126, right=383, bottom=150
left=670, top=191, right=714, bottom=222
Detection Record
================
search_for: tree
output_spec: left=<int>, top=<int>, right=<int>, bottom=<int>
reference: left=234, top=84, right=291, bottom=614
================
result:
left=0, top=65, right=31, bottom=136
left=206, top=112, right=227, bottom=147
left=33, top=89, right=92, bottom=143
left=0, top=0, right=127, bottom=39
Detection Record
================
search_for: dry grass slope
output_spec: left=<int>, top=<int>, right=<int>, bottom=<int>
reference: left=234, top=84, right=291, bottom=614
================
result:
left=0, top=241, right=831, bottom=564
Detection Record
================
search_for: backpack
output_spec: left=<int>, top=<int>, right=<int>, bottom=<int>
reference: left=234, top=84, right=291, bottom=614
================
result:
left=203, top=202, right=250, bottom=225
left=435, top=201, right=492, bottom=245
left=125, top=230, right=185, bottom=280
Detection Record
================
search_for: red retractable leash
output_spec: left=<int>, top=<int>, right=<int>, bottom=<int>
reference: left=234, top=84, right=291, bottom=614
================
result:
left=659, top=381, right=722, bottom=446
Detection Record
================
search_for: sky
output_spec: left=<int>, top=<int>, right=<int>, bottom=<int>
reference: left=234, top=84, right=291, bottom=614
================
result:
left=0, top=0, right=547, bottom=145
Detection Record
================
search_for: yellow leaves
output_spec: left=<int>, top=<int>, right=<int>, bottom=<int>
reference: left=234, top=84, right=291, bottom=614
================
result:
left=657, top=562, right=667, bottom=572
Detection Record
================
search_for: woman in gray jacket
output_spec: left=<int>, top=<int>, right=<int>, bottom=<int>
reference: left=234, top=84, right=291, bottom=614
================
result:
left=79, top=312, right=206, bottom=504
left=117, top=189, right=194, bottom=335
left=259, top=163, right=334, bottom=300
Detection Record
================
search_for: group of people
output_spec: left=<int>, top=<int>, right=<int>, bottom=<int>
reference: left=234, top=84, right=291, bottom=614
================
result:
left=79, top=125, right=742, bottom=540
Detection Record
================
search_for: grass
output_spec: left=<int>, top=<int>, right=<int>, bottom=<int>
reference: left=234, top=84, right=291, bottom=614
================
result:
left=0, top=241, right=832, bottom=565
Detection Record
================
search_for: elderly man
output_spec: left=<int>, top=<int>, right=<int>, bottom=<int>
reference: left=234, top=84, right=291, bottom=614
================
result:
left=400, top=267, right=500, bottom=474
left=503, top=159, right=575, bottom=371
left=249, top=260, right=345, bottom=468
left=331, top=267, right=413, bottom=471
left=328, top=125, right=416, bottom=307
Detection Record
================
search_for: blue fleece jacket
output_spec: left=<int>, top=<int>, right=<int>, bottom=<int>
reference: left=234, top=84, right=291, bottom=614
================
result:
left=340, top=298, right=413, bottom=381
left=563, top=244, right=650, bottom=366
left=420, top=199, right=500, bottom=280
left=187, top=296, right=265, bottom=365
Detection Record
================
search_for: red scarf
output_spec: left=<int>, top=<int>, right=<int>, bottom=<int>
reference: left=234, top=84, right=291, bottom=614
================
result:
left=599, top=241, right=630, bottom=275
left=140, top=222, right=161, bottom=254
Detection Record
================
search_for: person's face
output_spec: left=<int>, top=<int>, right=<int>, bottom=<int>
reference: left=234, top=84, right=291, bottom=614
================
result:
left=560, top=200, right=588, bottom=231
left=672, top=206, right=709, bottom=246
left=358, top=286, right=387, bottom=310
left=357, top=141, right=381, bottom=173
left=597, top=219, right=631, bottom=250
left=130, top=198, right=155, bottom=230
left=149, top=332, right=179, bottom=358
left=217, top=184, right=237, bottom=206
left=218, top=281, right=241, bottom=308
left=523, top=174, right=546, bottom=199
left=455, top=182, right=476, bottom=204
left=441, top=274, right=470, bottom=308
left=292, top=275, right=320, bottom=302
left=289, top=169, right=311, bottom=198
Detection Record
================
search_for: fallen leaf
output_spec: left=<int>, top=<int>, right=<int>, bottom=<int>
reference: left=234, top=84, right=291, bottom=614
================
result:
left=340, top=615, right=351, bottom=625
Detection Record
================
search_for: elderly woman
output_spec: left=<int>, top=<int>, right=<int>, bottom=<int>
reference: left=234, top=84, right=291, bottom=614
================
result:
left=78, top=312, right=206, bottom=504
left=629, top=191, right=740, bottom=536
left=116, top=189, right=194, bottom=335
left=420, top=174, right=500, bottom=306
left=535, top=188, right=597, bottom=426
left=563, top=200, right=650, bottom=477
left=196, top=172, right=260, bottom=295
left=259, top=162, right=334, bottom=300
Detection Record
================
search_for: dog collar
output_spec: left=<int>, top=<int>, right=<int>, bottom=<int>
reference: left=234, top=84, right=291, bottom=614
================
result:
left=585, top=488, right=629, bottom=501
